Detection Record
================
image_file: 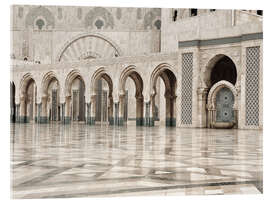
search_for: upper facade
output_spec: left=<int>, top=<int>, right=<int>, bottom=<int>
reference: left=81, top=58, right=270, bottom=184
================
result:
left=11, top=5, right=162, bottom=64
left=11, top=6, right=262, bottom=65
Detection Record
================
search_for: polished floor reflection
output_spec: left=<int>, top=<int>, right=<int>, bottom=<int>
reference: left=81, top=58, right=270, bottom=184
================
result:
left=11, top=123, right=263, bottom=198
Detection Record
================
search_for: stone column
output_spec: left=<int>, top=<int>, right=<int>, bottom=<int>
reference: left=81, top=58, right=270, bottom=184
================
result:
left=197, top=88, right=208, bottom=128
left=88, top=95, right=96, bottom=125
left=118, top=94, right=125, bottom=126
left=60, top=102, right=65, bottom=122
left=108, top=96, right=114, bottom=125
left=165, top=93, right=171, bottom=127
left=36, top=102, right=42, bottom=123
left=85, top=102, right=91, bottom=124
left=171, top=95, right=177, bottom=127
left=149, top=98, right=154, bottom=127
left=143, top=100, right=154, bottom=127
left=33, top=83, right=37, bottom=122
left=135, top=96, right=144, bottom=126
left=113, top=101, right=120, bottom=126
left=15, top=104, right=20, bottom=123
left=19, top=96, right=27, bottom=123
left=39, top=96, right=48, bottom=123
left=64, top=96, right=71, bottom=124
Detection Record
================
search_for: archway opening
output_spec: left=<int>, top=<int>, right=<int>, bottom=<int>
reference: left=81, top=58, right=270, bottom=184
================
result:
left=210, top=55, right=237, bottom=86
left=122, top=71, right=144, bottom=126
left=24, top=78, right=36, bottom=122
left=44, top=77, right=60, bottom=122
left=70, top=76, right=85, bottom=122
left=94, top=74, right=113, bottom=125
left=153, top=68, right=177, bottom=127
left=10, top=82, right=16, bottom=123
left=205, top=54, right=237, bottom=128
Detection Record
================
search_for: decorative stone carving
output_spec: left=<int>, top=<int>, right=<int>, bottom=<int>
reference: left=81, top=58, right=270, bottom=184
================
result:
left=143, top=8, right=161, bottom=29
left=116, top=8, right=122, bottom=20
left=77, top=8, right=82, bottom=19
left=181, top=53, right=193, bottom=125
left=18, top=7, right=24, bottom=18
left=245, top=46, right=260, bottom=126
left=57, top=7, right=63, bottom=20
left=137, top=8, right=142, bottom=20
left=25, top=6, right=55, bottom=29
left=84, top=7, right=114, bottom=29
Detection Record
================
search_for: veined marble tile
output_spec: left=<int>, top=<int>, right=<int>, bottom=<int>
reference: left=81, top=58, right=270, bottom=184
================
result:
left=10, top=123, right=263, bottom=198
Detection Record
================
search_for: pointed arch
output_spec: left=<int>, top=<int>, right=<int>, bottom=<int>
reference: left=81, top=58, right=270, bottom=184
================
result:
left=56, top=32, right=123, bottom=62
left=207, top=80, right=238, bottom=110
left=65, top=69, right=86, bottom=97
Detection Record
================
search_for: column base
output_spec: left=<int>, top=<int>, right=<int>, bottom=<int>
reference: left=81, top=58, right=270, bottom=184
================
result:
left=136, top=118, right=144, bottom=126
left=143, top=117, right=154, bottom=127
left=63, top=116, right=71, bottom=124
left=86, top=117, right=95, bottom=125
left=118, top=117, right=124, bottom=126
left=113, top=117, right=124, bottom=126
left=19, top=116, right=28, bottom=123
left=108, top=117, right=114, bottom=125
left=166, top=117, right=176, bottom=127
left=10, top=115, right=16, bottom=123
left=37, top=116, right=48, bottom=124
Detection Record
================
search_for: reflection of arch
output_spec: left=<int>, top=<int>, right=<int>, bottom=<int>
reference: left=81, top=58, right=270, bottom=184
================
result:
left=207, top=80, right=238, bottom=129
left=150, top=63, right=177, bottom=127
left=119, top=66, right=144, bottom=125
left=204, top=54, right=237, bottom=87
left=56, top=32, right=122, bottom=62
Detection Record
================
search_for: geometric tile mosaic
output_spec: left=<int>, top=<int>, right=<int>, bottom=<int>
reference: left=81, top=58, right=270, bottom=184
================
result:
left=181, top=53, right=193, bottom=125
left=216, top=87, right=234, bottom=122
left=245, top=46, right=260, bottom=126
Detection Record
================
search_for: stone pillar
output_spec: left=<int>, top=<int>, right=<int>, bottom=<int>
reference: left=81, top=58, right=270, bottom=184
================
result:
left=64, top=96, right=71, bottom=124
left=170, top=95, right=177, bottom=127
left=118, top=95, right=125, bottom=126
left=15, top=104, right=20, bottom=123
left=143, top=100, right=154, bottom=127
left=136, top=96, right=144, bottom=126
left=197, top=88, right=208, bottom=128
left=59, top=102, right=65, bottom=122
left=108, top=96, right=114, bottom=125
left=33, top=83, right=37, bottom=122
left=87, top=95, right=96, bottom=125
left=113, top=102, right=120, bottom=126
left=19, top=96, right=27, bottom=123
left=36, top=103, right=42, bottom=123
left=38, top=96, right=48, bottom=123
left=165, top=94, right=171, bottom=127
left=149, top=98, right=154, bottom=127
left=85, top=102, right=91, bottom=124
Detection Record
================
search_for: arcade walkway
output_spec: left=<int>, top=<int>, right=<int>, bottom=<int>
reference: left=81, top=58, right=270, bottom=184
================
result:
left=11, top=123, right=262, bottom=198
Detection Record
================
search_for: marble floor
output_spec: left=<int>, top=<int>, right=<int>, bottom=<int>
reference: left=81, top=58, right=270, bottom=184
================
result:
left=10, top=123, right=263, bottom=198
